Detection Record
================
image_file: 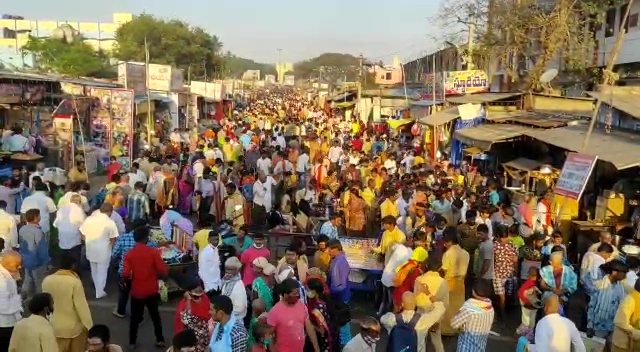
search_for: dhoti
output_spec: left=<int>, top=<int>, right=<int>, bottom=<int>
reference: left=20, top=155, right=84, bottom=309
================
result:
left=441, top=276, right=465, bottom=336
left=90, top=260, right=110, bottom=299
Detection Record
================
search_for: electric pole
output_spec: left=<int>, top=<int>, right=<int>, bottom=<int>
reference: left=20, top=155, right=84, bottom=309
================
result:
left=357, top=53, right=363, bottom=101
left=144, top=36, right=152, bottom=145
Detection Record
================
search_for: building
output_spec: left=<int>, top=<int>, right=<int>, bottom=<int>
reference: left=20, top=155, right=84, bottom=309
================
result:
left=594, top=2, right=640, bottom=67
left=0, top=13, right=132, bottom=68
left=403, top=46, right=461, bottom=83
left=374, top=57, right=404, bottom=85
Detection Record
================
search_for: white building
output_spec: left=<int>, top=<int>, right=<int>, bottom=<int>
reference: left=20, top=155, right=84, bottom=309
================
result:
left=594, top=2, right=640, bottom=67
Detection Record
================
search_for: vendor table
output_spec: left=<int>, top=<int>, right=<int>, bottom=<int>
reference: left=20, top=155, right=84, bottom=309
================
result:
left=571, top=220, right=616, bottom=264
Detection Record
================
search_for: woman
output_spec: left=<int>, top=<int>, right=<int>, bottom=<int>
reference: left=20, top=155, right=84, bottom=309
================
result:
left=174, top=279, right=211, bottom=352
left=220, top=257, right=248, bottom=319
left=305, top=277, right=337, bottom=352
left=156, top=164, right=178, bottom=213
left=252, top=263, right=277, bottom=311
left=345, top=188, right=366, bottom=237
left=539, top=247, right=577, bottom=316
left=177, top=165, right=195, bottom=215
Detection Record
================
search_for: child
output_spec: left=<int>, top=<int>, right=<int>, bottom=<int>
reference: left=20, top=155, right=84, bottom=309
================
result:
left=508, top=224, right=525, bottom=250
left=248, top=299, right=266, bottom=350
left=516, top=267, right=541, bottom=341
left=251, top=322, right=274, bottom=352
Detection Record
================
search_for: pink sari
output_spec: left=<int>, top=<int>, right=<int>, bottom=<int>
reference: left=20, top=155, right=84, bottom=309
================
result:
left=178, top=168, right=194, bottom=214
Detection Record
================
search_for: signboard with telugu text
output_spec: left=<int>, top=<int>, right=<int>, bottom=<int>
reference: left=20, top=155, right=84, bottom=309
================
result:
left=554, top=152, right=598, bottom=200
left=421, top=70, right=489, bottom=95
left=148, top=64, right=172, bottom=91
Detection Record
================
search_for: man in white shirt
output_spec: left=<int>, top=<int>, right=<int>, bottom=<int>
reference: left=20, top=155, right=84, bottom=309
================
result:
left=273, top=159, right=293, bottom=179
left=169, top=129, right=182, bottom=145
left=198, top=231, right=221, bottom=299
left=28, top=163, right=45, bottom=192
left=0, top=178, right=23, bottom=215
left=0, top=201, right=17, bottom=252
left=80, top=203, right=119, bottom=299
left=20, top=183, right=57, bottom=241
left=53, top=194, right=86, bottom=265
left=588, top=231, right=621, bottom=259
left=380, top=292, right=445, bottom=352
left=256, top=152, right=271, bottom=176
left=57, top=182, right=90, bottom=213
left=296, top=147, right=310, bottom=189
left=379, top=243, right=412, bottom=315
left=0, top=250, right=22, bottom=346
left=127, top=162, right=147, bottom=189
left=328, top=142, right=343, bottom=167
left=534, top=295, right=586, bottom=352
left=252, top=172, right=277, bottom=229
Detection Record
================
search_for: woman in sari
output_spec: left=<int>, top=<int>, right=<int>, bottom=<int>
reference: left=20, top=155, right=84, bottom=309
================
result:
left=345, top=188, right=366, bottom=237
left=539, top=246, right=577, bottom=317
left=251, top=263, right=277, bottom=311
left=175, top=279, right=211, bottom=352
left=305, top=277, right=337, bottom=352
left=177, top=165, right=195, bottom=215
left=156, top=164, right=178, bottom=213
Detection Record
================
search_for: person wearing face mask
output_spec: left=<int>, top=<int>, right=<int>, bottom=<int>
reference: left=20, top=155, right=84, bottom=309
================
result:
left=174, top=279, right=211, bottom=352
left=8, top=292, right=57, bottom=352
left=221, top=257, right=248, bottom=320
left=0, top=250, right=22, bottom=352
left=209, top=295, right=248, bottom=352
left=198, top=231, right=222, bottom=300
left=240, top=233, right=271, bottom=287
left=343, top=316, right=380, bottom=352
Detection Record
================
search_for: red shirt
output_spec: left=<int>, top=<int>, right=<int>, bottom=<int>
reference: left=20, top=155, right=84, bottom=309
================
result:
left=392, top=267, right=423, bottom=306
left=122, top=244, right=168, bottom=299
left=107, top=162, right=121, bottom=182
left=352, top=138, right=363, bottom=151
left=518, top=278, right=538, bottom=304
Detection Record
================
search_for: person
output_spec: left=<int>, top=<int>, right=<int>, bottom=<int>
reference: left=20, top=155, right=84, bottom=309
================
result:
left=0, top=200, right=17, bottom=252
left=81, top=203, right=119, bottom=299
left=267, top=278, right=321, bottom=352
left=535, top=295, right=586, bottom=351
left=588, top=231, right=621, bottom=260
left=41, top=254, right=93, bottom=352
left=198, top=231, right=222, bottom=299
left=345, top=188, right=366, bottom=237
left=475, top=224, right=494, bottom=287
left=53, top=194, right=85, bottom=265
left=342, top=316, right=380, bottom=352
left=277, top=242, right=309, bottom=283
left=248, top=299, right=267, bottom=349
left=587, top=260, right=629, bottom=338
left=378, top=241, right=412, bottom=316
left=169, top=329, right=198, bottom=352
left=319, top=214, right=341, bottom=240
left=8, top=292, right=57, bottom=352
left=121, top=226, right=167, bottom=349
left=20, top=182, right=57, bottom=241
left=221, top=256, right=248, bottom=319
left=87, top=324, right=123, bottom=352
left=175, top=279, right=211, bottom=352
left=381, top=291, right=445, bottom=352
left=612, top=278, right=640, bottom=351
left=177, top=165, right=195, bottom=215
left=493, top=225, right=519, bottom=323
left=0, top=250, right=22, bottom=352
left=516, top=267, right=540, bottom=340
left=539, top=246, right=578, bottom=313
left=392, top=246, right=428, bottom=308
left=415, top=255, right=449, bottom=352
left=305, top=277, right=338, bottom=352
left=209, top=295, right=249, bottom=352
left=240, top=233, right=270, bottom=287
left=225, top=183, right=246, bottom=230
left=223, top=225, right=253, bottom=255
left=251, top=322, right=275, bottom=352
left=374, top=216, right=406, bottom=265
left=68, top=161, right=88, bottom=183
left=251, top=261, right=277, bottom=311
left=450, top=280, right=495, bottom=351
left=440, top=228, right=470, bottom=336
left=127, top=181, right=151, bottom=222
left=18, top=208, right=48, bottom=296
left=313, top=235, right=331, bottom=272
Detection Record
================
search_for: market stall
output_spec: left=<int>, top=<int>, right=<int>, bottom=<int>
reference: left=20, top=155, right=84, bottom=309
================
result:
left=151, top=216, right=197, bottom=293
left=339, top=237, right=383, bottom=293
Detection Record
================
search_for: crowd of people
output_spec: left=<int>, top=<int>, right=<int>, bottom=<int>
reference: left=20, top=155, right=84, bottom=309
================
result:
left=1, top=87, right=640, bottom=352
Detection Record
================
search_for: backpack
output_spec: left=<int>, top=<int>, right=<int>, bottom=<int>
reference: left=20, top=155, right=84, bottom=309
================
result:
left=386, top=313, right=420, bottom=352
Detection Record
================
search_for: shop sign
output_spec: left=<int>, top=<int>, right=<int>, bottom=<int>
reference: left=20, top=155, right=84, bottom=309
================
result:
left=190, top=81, right=225, bottom=101
left=117, top=62, right=146, bottom=93
left=554, top=152, right=598, bottom=200
left=148, top=64, right=172, bottom=92
left=421, top=70, right=489, bottom=95
left=23, top=85, right=45, bottom=102
left=190, top=81, right=207, bottom=97
left=0, top=84, right=22, bottom=97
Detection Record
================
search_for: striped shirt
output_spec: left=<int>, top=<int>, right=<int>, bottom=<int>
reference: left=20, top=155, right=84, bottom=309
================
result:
left=587, top=275, right=626, bottom=333
left=451, top=298, right=495, bottom=352
left=127, top=190, right=150, bottom=222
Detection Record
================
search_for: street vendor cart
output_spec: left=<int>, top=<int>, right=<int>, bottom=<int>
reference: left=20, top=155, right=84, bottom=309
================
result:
left=150, top=219, right=197, bottom=294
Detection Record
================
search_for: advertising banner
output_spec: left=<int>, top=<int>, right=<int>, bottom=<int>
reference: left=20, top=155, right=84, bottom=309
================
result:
left=284, top=75, right=295, bottom=86
left=189, top=81, right=225, bottom=101
left=117, top=62, right=146, bottom=93
left=89, top=88, right=135, bottom=169
left=422, top=70, right=489, bottom=96
left=554, top=153, right=598, bottom=200
left=148, top=64, right=172, bottom=91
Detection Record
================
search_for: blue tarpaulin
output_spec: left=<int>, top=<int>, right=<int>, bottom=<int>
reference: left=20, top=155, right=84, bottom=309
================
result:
left=450, top=108, right=486, bottom=166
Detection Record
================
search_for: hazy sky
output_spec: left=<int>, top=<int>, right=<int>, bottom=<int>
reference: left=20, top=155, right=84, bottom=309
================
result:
left=3, top=0, right=445, bottom=64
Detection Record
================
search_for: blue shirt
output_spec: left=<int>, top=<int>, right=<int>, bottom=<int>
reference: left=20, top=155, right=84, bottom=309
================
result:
left=319, top=221, right=339, bottom=239
left=489, top=191, right=500, bottom=206
left=111, top=231, right=158, bottom=274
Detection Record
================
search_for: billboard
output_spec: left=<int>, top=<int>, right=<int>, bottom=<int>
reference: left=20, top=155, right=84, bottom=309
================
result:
left=284, top=75, right=295, bottom=86
left=117, top=62, right=146, bottom=93
left=148, top=64, right=172, bottom=91
left=189, top=81, right=225, bottom=102
left=554, top=153, right=598, bottom=200
left=421, top=70, right=489, bottom=96
left=242, top=70, right=260, bottom=81
left=265, top=75, right=276, bottom=84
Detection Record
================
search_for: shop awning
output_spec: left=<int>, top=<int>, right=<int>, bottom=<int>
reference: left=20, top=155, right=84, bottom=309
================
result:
left=447, top=92, right=524, bottom=104
left=502, top=157, right=542, bottom=171
left=463, top=146, right=483, bottom=155
left=387, top=119, right=414, bottom=129
left=454, top=123, right=534, bottom=150
left=524, top=123, right=640, bottom=170
left=417, top=107, right=459, bottom=126
left=327, top=91, right=355, bottom=102
left=335, top=101, right=355, bottom=108
left=586, top=91, right=640, bottom=119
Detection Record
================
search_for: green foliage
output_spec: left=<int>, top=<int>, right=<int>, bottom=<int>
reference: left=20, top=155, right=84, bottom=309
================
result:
left=222, top=52, right=277, bottom=78
left=114, top=14, right=223, bottom=80
left=22, top=37, right=113, bottom=77
left=294, top=53, right=361, bottom=81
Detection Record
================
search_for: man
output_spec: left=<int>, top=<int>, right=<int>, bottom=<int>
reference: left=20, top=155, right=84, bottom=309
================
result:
left=440, top=229, right=470, bottom=336
left=493, top=225, right=519, bottom=323
left=612, top=278, right=640, bottom=351
left=224, top=183, right=245, bottom=230
left=581, top=243, right=615, bottom=298
left=19, top=208, right=48, bottom=296
left=0, top=251, right=22, bottom=352
left=81, top=203, right=119, bottom=299
left=87, top=324, right=123, bottom=352
left=587, top=259, right=628, bottom=338
left=476, top=224, right=494, bottom=287
left=121, top=226, right=167, bottom=349
left=198, top=231, right=222, bottom=299
left=296, top=146, right=310, bottom=189
left=319, top=213, right=341, bottom=240
left=379, top=241, right=412, bottom=316
left=312, top=234, right=331, bottom=272
left=127, top=181, right=150, bottom=222
left=8, top=292, right=58, bottom=352
left=239, top=233, right=270, bottom=287
left=457, top=210, right=479, bottom=254
left=375, top=216, right=407, bottom=265
left=415, top=255, right=449, bottom=352
left=267, top=278, right=320, bottom=352
left=53, top=194, right=86, bottom=265
left=535, top=295, right=586, bottom=351
left=0, top=200, right=17, bottom=252
left=170, top=329, right=197, bottom=352
left=3, top=127, right=28, bottom=153
left=380, top=291, right=445, bottom=352
left=0, top=179, right=23, bottom=215
left=450, top=280, right=495, bottom=351
left=256, top=151, right=271, bottom=176
left=252, top=172, right=276, bottom=227
left=343, top=316, right=380, bottom=352
left=111, top=219, right=159, bottom=318
left=57, top=181, right=90, bottom=213
left=209, top=295, right=248, bottom=351
left=42, top=254, right=93, bottom=352
left=588, top=231, right=621, bottom=260
left=127, top=162, right=146, bottom=189
left=20, top=182, right=57, bottom=242
left=327, top=238, right=351, bottom=346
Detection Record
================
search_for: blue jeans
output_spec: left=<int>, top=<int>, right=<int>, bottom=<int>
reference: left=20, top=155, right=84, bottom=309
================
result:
left=116, top=278, right=131, bottom=315
left=297, top=172, right=307, bottom=189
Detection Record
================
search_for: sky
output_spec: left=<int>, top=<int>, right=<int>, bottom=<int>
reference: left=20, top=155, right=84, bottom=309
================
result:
left=2, top=0, right=445, bottom=64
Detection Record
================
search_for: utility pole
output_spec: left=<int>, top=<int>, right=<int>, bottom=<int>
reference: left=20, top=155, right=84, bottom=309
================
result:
left=144, top=36, right=152, bottom=145
left=186, top=64, right=191, bottom=130
left=431, top=54, right=437, bottom=106
left=357, top=53, right=363, bottom=101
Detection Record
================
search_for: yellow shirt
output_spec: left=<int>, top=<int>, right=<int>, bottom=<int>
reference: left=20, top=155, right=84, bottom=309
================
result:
left=414, top=156, right=425, bottom=166
left=612, top=293, right=640, bottom=350
left=363, top=141, right=372, bottom=154
left=361, top=188, right=376, bottom=207
left=373, top=175, right=384, bottom=191
left=442, top=244, right=470, bottom=279
left=193, top=229, right=210, bottom=252
left=380, top=199, right=399, bottom=219
left=222, top=144, right=234, bottom=162
left=415, top=271, right=450, bottom=312
left=68, top=168, right=88, bottom=183
left=41, top=270, right=93, bottom=338
left=8, top=315, right=58, bottom=352
left=375, top=227, right=406, bottom=255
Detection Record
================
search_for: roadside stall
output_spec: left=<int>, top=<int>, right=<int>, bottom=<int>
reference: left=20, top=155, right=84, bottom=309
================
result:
left=151, top=216, right=197, bottom=293
left=339, top=237, right=383, bottom=293
left=501, top=157, right=559, bottom=196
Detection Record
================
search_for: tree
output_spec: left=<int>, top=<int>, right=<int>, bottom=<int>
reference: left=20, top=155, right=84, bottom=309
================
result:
left=21, top=37, right=113, bottom=77
left=114, top=14, right=223, bottom=80
left=221, top=51, right=277, bottom=78
left=294, top=53, right=362, bottom=83
left=434, top=0, right=623, bottom=91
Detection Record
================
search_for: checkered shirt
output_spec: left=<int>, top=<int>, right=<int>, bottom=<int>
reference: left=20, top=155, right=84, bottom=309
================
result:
left=212, top=317, right=248, bottom=352
left=451, top=299, right=495, bottom=352
left=111, top=231, right=158, bottom=274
